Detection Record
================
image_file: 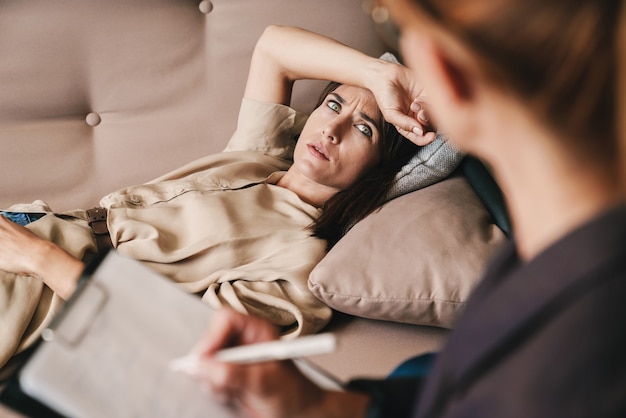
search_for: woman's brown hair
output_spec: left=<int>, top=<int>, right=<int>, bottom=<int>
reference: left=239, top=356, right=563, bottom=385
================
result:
left=310, top=82, right=420, bottom=249
left=411, top=0, right=622, bottom=166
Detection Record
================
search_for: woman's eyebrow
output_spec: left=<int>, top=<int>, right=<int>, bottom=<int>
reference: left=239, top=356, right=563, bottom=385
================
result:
left=329, top=92, right=380, bottom=129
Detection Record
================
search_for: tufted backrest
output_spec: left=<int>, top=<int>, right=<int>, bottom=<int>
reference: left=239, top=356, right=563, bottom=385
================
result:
left=0, top=0, right=386, bottom=211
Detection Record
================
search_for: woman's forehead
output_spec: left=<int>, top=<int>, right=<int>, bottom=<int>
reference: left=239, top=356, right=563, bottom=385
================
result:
left=333, top=84, right=376, bottom=102
left=332, top=85, right=381, bottom=119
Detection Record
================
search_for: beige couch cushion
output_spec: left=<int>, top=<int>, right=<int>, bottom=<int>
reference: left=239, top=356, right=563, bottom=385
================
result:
left=0, top=0, right=386, bottom=211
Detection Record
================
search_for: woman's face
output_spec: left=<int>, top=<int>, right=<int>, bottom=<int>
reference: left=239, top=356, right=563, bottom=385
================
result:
left=292, top=85, right=383, bottom=191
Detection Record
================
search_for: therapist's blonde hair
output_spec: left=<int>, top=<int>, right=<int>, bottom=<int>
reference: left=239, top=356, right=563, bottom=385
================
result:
left=406, top=0, right=621, bottom=168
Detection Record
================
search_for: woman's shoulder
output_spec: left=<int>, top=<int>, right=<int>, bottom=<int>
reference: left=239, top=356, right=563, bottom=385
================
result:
left=223, top=98, right=308, bottom=159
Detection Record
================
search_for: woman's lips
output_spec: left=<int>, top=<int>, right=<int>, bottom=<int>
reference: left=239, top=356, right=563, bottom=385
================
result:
left=307, top=143, right=329, bottom=161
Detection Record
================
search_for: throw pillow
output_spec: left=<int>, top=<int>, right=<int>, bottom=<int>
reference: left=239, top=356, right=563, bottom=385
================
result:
left=308, top=175, right=507, bottom=328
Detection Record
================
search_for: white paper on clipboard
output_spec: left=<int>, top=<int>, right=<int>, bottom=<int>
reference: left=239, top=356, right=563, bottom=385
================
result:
left=17, top=251, right=239, bottom=418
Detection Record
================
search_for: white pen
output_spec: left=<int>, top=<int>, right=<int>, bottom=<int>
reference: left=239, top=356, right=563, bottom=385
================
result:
left=169, top=333, right=336, bottom=372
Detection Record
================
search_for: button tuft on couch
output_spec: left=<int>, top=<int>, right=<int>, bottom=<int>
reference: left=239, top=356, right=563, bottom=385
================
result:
left=85, top=112, right=101, bottom=127
left=199, top=1, right=213, bottom=14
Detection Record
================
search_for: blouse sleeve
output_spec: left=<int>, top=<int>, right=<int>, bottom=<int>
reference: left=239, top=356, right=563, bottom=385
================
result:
left=197, top=228, right=331, bottom=338
left=223, top=98, right=308, bottom=160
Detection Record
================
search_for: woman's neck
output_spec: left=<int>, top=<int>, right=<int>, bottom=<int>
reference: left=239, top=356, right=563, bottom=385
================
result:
left=474, top=104, right=621, bottom=261
left=276, top=169, right=337, bottom=208
left=497, top=156, right=620, bottom=261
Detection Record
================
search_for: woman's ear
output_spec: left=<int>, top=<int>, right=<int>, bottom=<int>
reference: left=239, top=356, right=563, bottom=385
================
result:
left=434, top=49, right=473, bottom=102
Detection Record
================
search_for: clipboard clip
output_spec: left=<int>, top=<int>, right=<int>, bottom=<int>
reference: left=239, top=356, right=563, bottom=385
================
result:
left=41, top=281, right=109, bottom=347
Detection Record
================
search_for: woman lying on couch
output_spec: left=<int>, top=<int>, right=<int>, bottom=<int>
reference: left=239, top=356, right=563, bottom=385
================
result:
left=0, top=26, right=446, bottom=371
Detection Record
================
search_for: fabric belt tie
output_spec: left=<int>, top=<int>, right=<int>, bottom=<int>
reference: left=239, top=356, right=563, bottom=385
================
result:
left=86, top=207, right=113, bottom=253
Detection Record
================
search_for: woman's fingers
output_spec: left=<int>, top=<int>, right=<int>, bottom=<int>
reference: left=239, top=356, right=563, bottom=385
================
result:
left=395, top=124, right=437, bottom=146
left=411, top=99, right=430, bottom=124
left=389, top=106, right=436, bottom=145
left=400, top=97, right=436, bottom=145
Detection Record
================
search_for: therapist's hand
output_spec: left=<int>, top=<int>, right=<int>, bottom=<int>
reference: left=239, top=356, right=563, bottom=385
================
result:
left=183, top=308, right=371, bottom=418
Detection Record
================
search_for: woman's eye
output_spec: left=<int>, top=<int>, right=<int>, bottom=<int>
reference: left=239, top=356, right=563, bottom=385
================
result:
left=327, top=100, right=340, bottom=113
left=357, top=124, right=373, bottom=138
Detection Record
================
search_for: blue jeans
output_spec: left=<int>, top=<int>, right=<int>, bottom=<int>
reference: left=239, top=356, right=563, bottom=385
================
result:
left=0, top=211, right=46, bottom=227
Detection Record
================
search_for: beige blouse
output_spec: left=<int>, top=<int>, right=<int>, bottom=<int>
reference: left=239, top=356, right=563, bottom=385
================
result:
left=0, top=99, right=332, bottom=375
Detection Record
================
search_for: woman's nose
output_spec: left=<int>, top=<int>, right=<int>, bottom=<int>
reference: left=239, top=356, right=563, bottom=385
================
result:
left=323, top=119, right=346, bottom=143
left=324, top=130, right=339, bottom=143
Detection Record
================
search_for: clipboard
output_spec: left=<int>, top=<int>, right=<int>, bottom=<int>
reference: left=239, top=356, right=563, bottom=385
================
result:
left=0, top=250, right=240, bottom=418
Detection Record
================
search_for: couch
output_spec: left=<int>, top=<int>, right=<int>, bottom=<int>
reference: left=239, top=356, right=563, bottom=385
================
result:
left=0, top=0, right=507, bottom=401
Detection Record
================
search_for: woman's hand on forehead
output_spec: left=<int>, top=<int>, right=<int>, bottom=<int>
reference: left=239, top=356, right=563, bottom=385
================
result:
left=382, top=95, right=436, bottom=145
left=367, top=61, right=436, bottom=146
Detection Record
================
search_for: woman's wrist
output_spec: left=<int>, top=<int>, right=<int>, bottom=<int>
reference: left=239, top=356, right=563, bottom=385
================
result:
left=361, top=57, right=396, bottom=89
left=365, top=57, right=414, bottom=100
left=32, top=240, right=84, bottom=299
